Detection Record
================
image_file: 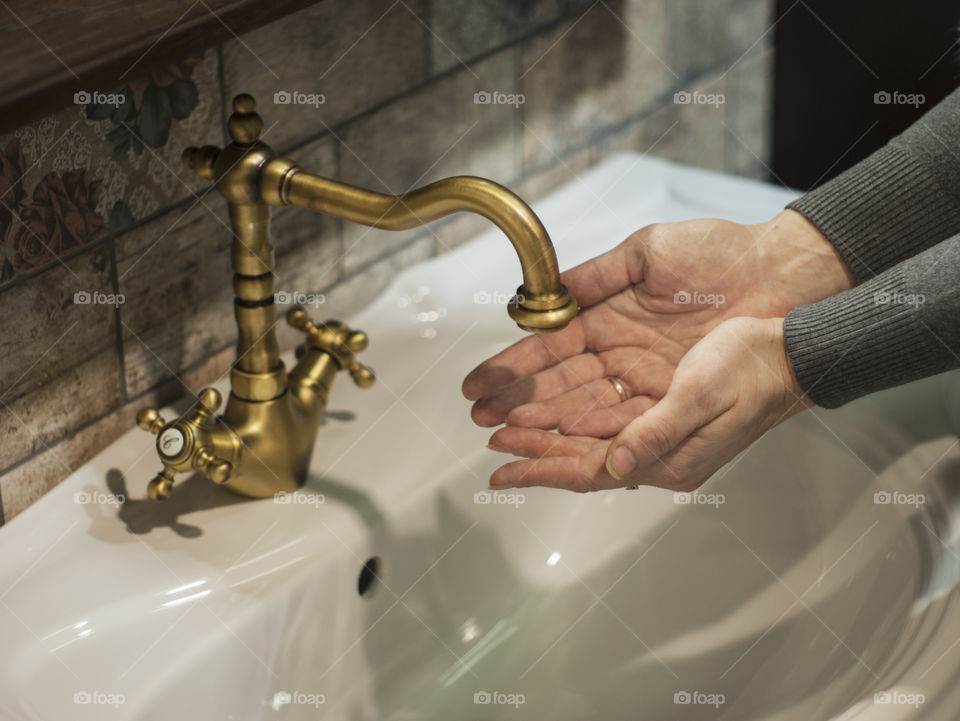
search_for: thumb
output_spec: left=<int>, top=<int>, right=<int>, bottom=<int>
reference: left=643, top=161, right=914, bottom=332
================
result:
left=604, top=387, right=706, bottom=481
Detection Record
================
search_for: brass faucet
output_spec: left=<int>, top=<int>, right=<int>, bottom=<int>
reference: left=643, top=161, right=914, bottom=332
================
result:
left=136, top=94, right=578, bottom=501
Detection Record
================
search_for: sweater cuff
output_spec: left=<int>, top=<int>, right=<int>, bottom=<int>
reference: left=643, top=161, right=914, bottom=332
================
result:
left=788, top=144, right=960, bottom=283
left=784, top=264, right=946, bottom=408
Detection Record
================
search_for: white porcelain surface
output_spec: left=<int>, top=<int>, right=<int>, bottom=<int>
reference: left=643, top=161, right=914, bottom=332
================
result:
left=4, top=155, right=960, bottom=720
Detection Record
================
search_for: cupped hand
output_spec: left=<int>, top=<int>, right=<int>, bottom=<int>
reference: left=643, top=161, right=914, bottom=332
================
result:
left=462, top=210, right=851, bottom=491
left=483, top=317, right=812, bottom=492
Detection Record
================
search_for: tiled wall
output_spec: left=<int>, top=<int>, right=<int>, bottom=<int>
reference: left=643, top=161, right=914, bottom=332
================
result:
left=0, top=0, right=773, bottom=523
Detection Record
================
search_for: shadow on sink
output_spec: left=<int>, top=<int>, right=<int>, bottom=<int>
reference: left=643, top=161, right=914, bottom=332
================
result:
left=89, top=469, right=256, bottom=538
left=79, top=408, right=363, bottom=539
left=302, top=473, right=386, bottom=529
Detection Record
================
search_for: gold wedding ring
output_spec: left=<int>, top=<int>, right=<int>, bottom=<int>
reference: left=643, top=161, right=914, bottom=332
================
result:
left=605, top=376, right=629, bottom=403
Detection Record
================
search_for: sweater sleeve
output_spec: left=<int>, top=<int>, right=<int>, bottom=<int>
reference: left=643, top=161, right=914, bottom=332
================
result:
left=787, top=86, right=960, bottom=283
left=785, top=236, right=960, bottom=408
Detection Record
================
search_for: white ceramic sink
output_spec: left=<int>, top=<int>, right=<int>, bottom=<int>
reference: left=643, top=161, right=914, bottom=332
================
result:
left=4, top=155, right=960, bottom=720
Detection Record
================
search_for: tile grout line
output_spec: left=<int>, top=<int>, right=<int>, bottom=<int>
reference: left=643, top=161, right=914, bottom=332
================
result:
left=108, top=238, right=129, bottom=405
left=422, top=0, right=434, bottom=78
left=216, top=42, right=229, bottom=146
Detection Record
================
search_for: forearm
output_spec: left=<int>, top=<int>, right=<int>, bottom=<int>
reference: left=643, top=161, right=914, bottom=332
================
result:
left=785, top=235, right=960, bottom=408
left=787, top=86, right=960, bottom=282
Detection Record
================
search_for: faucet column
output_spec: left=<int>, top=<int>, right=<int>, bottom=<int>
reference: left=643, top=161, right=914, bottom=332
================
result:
left=193, top=93, right=288, bottom=401
left=229, top=201, right=287, bottom=401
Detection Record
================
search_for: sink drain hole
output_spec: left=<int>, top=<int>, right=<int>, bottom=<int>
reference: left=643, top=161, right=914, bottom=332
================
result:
left=357, top=557, right=381, bottom=597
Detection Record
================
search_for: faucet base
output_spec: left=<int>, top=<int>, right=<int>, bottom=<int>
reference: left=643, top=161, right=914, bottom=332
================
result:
left=217, top=389, right=320, bottom=498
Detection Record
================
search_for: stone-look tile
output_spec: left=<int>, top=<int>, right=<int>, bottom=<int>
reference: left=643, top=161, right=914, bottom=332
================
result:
left=429, top=0, right=562, bottom=73
left=600, top=72, right=729, bottom=172
left=0, top=49, right=222, bottom=284
left=339, top=48, right=522, bottom=273
left=432, top=144, right=597, bottom=255
left=669, top=0, right=772, bottom=81
left=116, top=199, right=236, bottom=397
left=272, top=134, right=342, bottom=306
left=275, top=235, right=435, bottom=353
left=222, top=0, right=429, bottom=153
left=272, top=205, right=342, bottom=295
left=0, top=246, right=122, bottom=472
left=724, top=49, right=773, bottom=179
left=430, top=213, right=495, bottom=255
left=521, top=0, right=674, bottom=172
left=0, top=345, right=235, bottom=522
left=560, top=0, right=597, bottom=13
left=515, top=144, right=597, bottom=202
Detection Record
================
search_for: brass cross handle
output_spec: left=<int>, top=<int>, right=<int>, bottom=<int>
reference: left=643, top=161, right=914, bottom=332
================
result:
left=136, top=388, right=237, bottom=500
left=286, top=307, right=375, bottom=388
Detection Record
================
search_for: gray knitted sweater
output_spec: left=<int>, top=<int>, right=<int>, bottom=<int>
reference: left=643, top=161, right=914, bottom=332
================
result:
left=784, top=86, right=960, bottom=408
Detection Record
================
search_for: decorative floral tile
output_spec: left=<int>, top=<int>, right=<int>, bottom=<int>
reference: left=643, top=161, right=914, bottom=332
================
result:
left=0, top=49, right=222, bottom=286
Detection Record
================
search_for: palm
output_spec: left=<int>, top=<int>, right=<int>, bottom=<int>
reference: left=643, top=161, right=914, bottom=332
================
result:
left=481, top=317, right=803, bottom=493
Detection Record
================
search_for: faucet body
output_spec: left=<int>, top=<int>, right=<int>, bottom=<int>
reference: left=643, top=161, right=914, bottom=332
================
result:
left=137, top=94, right=577, bottom=501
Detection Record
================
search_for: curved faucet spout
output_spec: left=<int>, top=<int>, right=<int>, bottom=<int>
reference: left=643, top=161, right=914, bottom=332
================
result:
left=278, top=172, right=579, bottom=332
left=183, top=93, right=578, bottom=333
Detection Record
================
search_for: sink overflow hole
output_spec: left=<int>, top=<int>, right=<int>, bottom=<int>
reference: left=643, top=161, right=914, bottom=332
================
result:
left=357, top=557, right=381, bottom=597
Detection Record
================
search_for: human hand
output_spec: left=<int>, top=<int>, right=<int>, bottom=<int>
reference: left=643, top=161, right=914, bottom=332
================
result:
left=463, top=210, right=849, bottom=433
left=462, top=211, right=849, bottom=490
left=482, top=317, right=811, bottom=492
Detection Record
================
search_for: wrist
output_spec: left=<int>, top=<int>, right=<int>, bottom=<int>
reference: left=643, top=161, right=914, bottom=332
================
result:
left=756, top=210, right=855, bottom=305
left=763, top=316, right=815, bottom=414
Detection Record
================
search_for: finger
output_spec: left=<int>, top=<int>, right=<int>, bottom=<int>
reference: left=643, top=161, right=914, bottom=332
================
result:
left=471, top=352, right=604, bottom=427
left=557, top=395, right=658, bottom=437
left=490, top=446, right=614, bottom=492
left=488, top=426, right=598, bottom=458
left=504, top=376, right=628, bottom=429
left=560, top=241, right=638, bottom=308
left=462, top=319, right=586, bottom=401
left=604, top=389, right=714, bottom=480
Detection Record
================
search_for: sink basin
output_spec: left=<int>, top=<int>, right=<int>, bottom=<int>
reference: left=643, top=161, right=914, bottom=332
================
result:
left=4, top=154, right=960, bottom=720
